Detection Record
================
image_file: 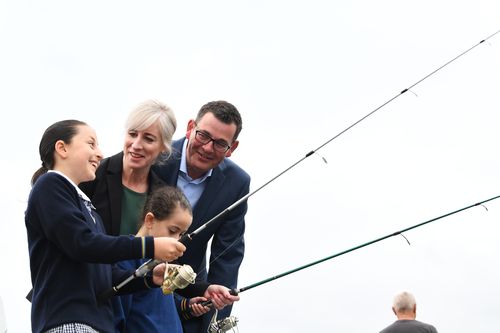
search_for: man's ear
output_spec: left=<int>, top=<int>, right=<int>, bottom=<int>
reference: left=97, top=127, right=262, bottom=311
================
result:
left=392, top=307, right=397, bottom=316
left=225, top=140, right=239, bottom=157
left=186, top=119, right=196, bottom=139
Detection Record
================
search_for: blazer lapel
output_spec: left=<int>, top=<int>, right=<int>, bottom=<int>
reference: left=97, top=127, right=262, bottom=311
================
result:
left=191, top=166, right=225, bottom=230
left=107, top=153, right=124, bottom=235
left=161, top=139, right=183, bottom=186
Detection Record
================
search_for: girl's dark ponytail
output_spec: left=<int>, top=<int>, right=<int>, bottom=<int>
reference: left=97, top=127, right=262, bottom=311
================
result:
left=31, top=120, right=86, bottom=186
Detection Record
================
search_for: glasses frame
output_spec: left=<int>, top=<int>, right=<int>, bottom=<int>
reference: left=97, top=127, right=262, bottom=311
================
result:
left=194, top=129, right=232, bottom=153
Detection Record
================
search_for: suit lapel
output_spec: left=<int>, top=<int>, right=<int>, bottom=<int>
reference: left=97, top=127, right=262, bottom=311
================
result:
left=191, top=166, right=225, bottom=230
left=107, top=153, right=124, bottom=235
left=162, top=140, right=183, bottom=186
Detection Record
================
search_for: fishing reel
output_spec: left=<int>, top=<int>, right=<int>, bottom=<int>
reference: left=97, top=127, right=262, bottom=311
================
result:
left=161, top=263, right=196, bottom=295
left=208, top=309, right=239, bottom=333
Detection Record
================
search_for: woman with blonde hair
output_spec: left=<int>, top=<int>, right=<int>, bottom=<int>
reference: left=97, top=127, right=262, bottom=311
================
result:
left=81, top=99, right=177, bottom=236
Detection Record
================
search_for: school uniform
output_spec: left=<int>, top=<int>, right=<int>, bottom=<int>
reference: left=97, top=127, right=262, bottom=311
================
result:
left=113, top=259, right=183, bottom=333
left=25, top=172, right=156, bottom=333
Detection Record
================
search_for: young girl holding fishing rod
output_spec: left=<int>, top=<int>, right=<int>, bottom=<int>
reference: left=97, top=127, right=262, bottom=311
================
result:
left=25, top=120, right=186, bottom=333
left=113, top=185, right=240, bottom=333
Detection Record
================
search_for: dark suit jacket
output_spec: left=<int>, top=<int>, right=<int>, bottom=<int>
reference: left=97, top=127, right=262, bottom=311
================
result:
left=80, top=152, right=165, bottom=236
left=152, top=138, right=251, bottom=329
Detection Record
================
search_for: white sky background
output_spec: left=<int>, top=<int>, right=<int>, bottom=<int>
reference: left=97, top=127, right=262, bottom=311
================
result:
left=1, top=1, right=500, bottom=332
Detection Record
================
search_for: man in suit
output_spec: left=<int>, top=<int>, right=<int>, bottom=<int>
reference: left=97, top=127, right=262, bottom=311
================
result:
left=153, top=100, right=250, bottom=333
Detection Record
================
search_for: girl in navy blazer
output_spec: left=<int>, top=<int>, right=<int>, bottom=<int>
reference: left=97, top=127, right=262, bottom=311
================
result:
left=25, top=120, right=186, bottom=333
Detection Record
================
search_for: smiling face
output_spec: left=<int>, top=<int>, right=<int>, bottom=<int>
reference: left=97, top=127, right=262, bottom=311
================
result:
left=123, top=121, right=166, bottom=172
left=185, top=112, right=239, bottom=179
left=145, top=205, right=192, bottom=239
left=55, top=124, right=103, bottom=184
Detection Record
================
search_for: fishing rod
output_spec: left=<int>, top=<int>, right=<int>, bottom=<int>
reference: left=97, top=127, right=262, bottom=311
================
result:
left=226, top=193, right=500, bottom=295
left=186, top=29, right=499, bottom=245
left=101, top=30, right=499, bottom=298
left=184, top=28, right=500, bottom=273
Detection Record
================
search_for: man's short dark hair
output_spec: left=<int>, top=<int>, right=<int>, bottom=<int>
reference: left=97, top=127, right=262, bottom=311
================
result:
left=196, top=100, right=243, bottom=141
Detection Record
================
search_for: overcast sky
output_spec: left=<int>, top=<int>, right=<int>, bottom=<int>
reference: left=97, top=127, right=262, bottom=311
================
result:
left=1, top=1, right=500, bottom=332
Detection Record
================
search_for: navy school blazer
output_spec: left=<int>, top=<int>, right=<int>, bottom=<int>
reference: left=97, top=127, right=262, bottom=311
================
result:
left=26, top=172, right=158, bottom=333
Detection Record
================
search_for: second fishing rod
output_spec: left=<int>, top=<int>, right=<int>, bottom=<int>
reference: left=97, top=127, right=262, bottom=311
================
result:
left=195, top=192, right=500, bottom=311
left=213, top=193, right=500, bottom=300
left=101, top=30, right=499, bottom=298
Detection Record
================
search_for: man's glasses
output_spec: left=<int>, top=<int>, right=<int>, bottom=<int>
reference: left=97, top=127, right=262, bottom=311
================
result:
left=194, top=130, right=231, bottom=153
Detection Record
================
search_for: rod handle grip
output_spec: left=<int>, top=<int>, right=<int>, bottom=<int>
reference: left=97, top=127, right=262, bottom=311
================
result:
left=199, top=288, right=239, bottom=307
left=98, top=286, right=118, bottom=303
left=179, top=233, right=193, bottom=245
left=135, top=259, right=162, bottom=277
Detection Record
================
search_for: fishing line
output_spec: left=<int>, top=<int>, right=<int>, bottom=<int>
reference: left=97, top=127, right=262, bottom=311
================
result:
left=228, top=194, right=500, bottom=295
left=197, top=28, right=500, bottom=275
left=196, top=29, right=500, bottom=264
left=100, top=30, right=499, bottom=298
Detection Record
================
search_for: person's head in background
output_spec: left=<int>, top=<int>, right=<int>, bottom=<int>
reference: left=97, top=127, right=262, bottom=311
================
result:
left=136, top=186, right=192, bottom=239
left=185, top=100, right=242, bottom=179
left=123, top=100, right=177, bottom=175
left=31, top=120, right=103, bottom=186
left=392, top=291, right=417, bottom=320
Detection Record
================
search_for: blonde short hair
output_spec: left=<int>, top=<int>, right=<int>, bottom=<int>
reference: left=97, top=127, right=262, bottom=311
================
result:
left=125, top=100, right=177, bottom=162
